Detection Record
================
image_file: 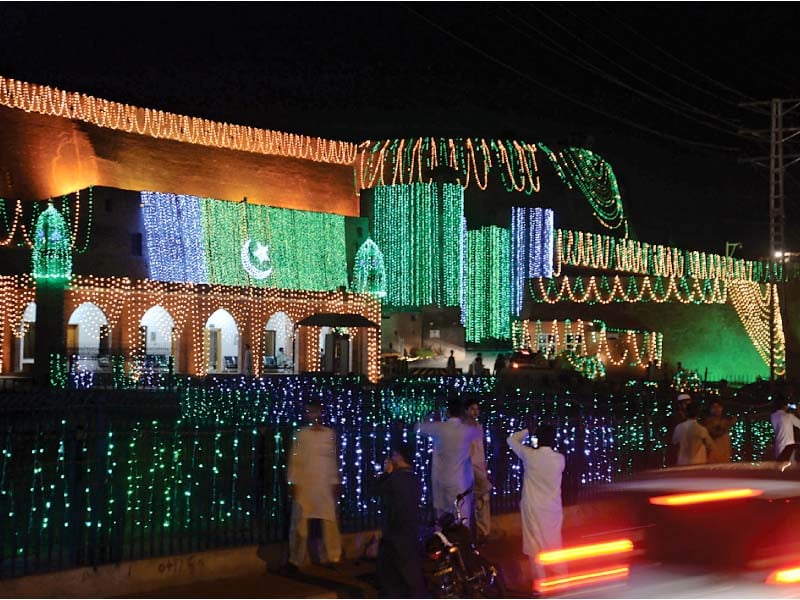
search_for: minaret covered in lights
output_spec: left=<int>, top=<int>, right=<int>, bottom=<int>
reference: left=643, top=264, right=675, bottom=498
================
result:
left=31, top=203, right=71, bottom=386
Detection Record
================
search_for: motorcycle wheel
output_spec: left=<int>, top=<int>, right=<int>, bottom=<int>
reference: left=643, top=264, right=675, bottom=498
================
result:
left=473, top=557, right=506, bottom=599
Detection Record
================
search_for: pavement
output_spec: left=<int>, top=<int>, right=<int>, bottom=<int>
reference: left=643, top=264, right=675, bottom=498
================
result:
left=123, top=534, right=533, bottom=599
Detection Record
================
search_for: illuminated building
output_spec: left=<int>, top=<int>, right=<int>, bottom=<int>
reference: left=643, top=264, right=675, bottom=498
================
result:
left=0, top=76, right=789, bottom=383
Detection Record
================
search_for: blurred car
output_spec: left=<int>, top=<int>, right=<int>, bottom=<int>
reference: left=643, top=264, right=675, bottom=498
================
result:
left=536, top=462, right=800, bottom=598
left=508, top=349, right=549, bottom=369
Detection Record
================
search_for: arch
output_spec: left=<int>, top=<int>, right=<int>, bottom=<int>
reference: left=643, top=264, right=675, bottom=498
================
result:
left=140, top=305, right=175, bottom=356
left=205, top=308, right=240, bottom=373
left=264, top=311, right=294, bottom=369
left=68, top=301, right=110, bottom=355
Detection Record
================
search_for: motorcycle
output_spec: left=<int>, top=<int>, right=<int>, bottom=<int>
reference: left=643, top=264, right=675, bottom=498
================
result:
left=421, top=487, right=506, bottom=598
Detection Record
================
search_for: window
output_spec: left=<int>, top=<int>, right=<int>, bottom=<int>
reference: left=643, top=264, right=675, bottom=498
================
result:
left=131, top=233, right=143, bottom=256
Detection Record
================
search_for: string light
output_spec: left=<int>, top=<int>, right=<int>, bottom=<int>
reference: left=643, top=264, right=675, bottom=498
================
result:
left=511, top=207, right=554, bottom=316
left=0, top=76, right=357, bottom=165
left=31, top=203, right=72, bottom=284
left=1, top=192, right=93, bottom=251
left=555, top=229, right=777, bottom=282
left=351, top=239, right=386, bottom=298
left=141, top=192, right=347, bottom=291
left=538, top=145, right=628, bottom=236
left=530, top=274, right=729, bottom=305
left=465, top=226, right=511, bottom=342
left=357, top=138, right=541, bottom=193
left=372, top=183, right=464, bottom=308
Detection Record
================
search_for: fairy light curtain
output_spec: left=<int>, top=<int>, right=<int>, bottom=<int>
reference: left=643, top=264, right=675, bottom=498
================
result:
left=141, top=192, right=347, bottom=291
left=511, top=207, right=554, bottom=316
left=372, top=183, right=464, bottom=308
left=465, top=226, right=510, bottom=342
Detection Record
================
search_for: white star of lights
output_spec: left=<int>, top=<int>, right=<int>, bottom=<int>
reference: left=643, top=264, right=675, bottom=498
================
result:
left=253, top=242, right=270, bottom=264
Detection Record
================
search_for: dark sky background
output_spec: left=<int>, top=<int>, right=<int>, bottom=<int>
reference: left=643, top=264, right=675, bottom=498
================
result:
left=0, top=2, right=798, bottom=258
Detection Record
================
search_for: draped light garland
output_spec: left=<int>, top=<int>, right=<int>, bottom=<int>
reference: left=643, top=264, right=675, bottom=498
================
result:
left=0, top=275, right=36, bottom=373
left=357, top=137, right=541, bottom=193
left=554, top=229, right=778, bottom=283
left=0, top=190, right=93, bottom=252
left=372, top=183, right=464, bottom=308
left=538, top=145, right=628, bottom=236
left=465, top=226, right=510, bottom=342
left=512, top=318, right=663, bottom=370
left=728, top=282, right=786, bottom=376
left=0, top=76, right=357, bottom=164
left=530, top=275, right=729, bottom=305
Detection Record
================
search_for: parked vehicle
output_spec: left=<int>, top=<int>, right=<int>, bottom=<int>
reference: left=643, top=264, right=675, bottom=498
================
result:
left=422, top=487, right=506, bottom=598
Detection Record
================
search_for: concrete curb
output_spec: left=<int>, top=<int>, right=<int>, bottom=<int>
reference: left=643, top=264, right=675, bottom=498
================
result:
left=1, top=504, right=599, bottom=598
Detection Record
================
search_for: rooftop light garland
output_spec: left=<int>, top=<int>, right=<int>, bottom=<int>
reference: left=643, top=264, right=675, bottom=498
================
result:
left=555, top=229, right=778, bottom=283
left=0, top=76, right=357, bottom=164
left=357, top=138, right=541, bottom=192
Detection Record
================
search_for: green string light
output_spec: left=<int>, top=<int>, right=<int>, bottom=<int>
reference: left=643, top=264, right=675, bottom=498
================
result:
left=201, top=199, right=347, bottom=291
left=352, top=238, right=387, bottom=298
left=466, top=226, right=511, bottom=342
left=32, top=203, right=72, bottom=281
left=373, top=183, right=464, bottom=308
left=539, top=144, right=628, bottom=237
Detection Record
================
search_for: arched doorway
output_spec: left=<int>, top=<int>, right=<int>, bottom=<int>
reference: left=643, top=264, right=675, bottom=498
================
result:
left=16, top=302, right=36, bottom=373
left=140, top=305, right=176, bottom=372
left=205, top=309, right=239, bottom=374
left=264, top=311, right=294, bottom=371
left=67, top=302, right=111, bottom=371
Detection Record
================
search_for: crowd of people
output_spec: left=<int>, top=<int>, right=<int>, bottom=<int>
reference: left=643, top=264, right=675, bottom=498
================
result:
left=670, top=392, right=800, bottom=466
left=281, top=390, right=800, bottom=597
left=282, top=396, right=562, bottom=596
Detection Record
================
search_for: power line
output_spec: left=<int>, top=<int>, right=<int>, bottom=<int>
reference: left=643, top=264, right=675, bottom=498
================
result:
left=496, top=5, right=745, bottom=141
left=558, top=2, right=752, bottom=110
left=528, top=3, right=746, bottom=131
left=595, top=3, right=756, bottom=103
left=401, top=3, right=737, bottom=153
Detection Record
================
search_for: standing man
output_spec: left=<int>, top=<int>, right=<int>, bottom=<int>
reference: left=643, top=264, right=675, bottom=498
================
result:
left=416, top=397, right=481, bottom=527
left=277, top=347, right=288, bottom=369
left=771, top=395, right=800, bottom=461
left=464, top=398, right=492, bottom=545
left=672, top=401, right=713, bottom=465
left=702, top=399, right=737, bottom=463
left=507, top=422, right=565, bottom=587
left=446, top=350, right=457, bottom=375
left=373, top=443, right=426, bottom=598
left=285, top=402, right=341, bottom=572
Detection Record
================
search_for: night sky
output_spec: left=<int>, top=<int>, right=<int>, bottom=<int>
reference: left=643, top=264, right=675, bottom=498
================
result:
left=0, top=2, right=798, bottom=257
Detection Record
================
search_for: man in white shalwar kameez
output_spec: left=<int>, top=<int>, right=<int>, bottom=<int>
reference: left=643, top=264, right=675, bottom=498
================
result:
left=507, top=423, right=565, bottom=585
left=416, top=397, right=481, bottom=528
left=286, top=402, right=342, bottom=569
left=465, top=398, right=492, bottom=543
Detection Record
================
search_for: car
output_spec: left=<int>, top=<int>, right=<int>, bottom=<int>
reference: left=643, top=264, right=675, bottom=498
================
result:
left=508, top=349, right=549, bottom=369
left=536, top=462, right=800, bottom=598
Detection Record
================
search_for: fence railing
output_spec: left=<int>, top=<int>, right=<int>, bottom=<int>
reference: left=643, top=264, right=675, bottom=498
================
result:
left=0, top=375, right=776, bottom=579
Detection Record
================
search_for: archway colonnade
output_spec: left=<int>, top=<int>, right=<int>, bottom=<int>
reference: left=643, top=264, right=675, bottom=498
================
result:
left=0, top=275, right=381, bottom=382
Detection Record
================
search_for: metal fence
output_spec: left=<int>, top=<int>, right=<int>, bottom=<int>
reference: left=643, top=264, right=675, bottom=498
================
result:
left=0, top=375, right=775, bottom=578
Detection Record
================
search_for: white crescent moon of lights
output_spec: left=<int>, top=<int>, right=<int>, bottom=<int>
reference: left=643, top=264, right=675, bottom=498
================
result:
left=241, top=239, right=273, bottom=280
